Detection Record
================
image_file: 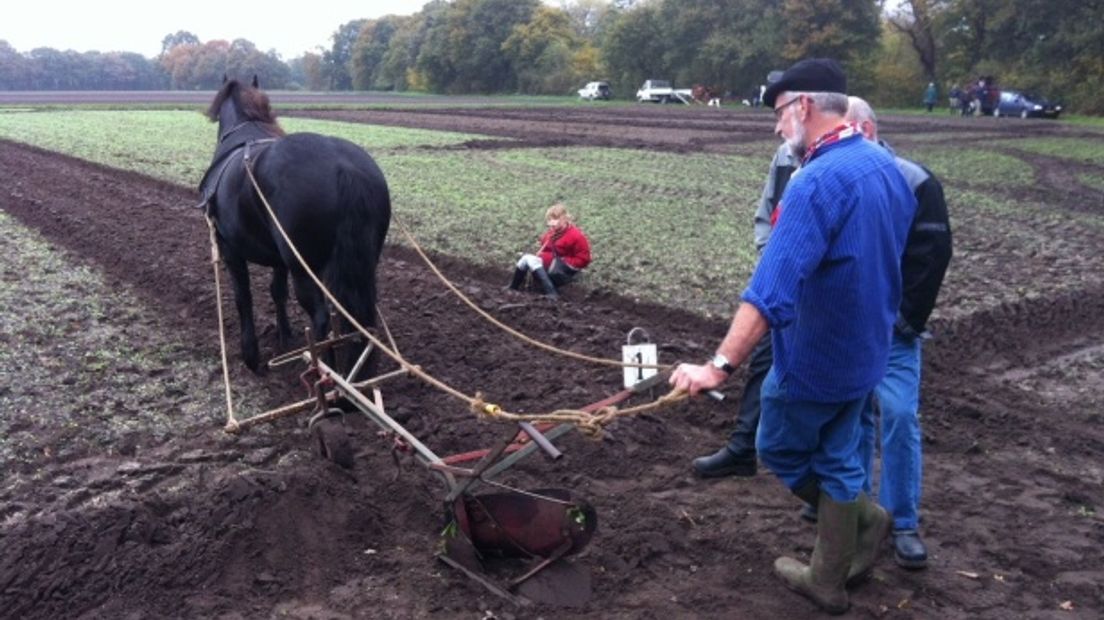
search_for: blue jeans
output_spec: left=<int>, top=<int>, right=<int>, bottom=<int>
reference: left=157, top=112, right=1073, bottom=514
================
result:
left=860, top=333, right=923, bottom=531
left=756, top=367, right=868, bottom=502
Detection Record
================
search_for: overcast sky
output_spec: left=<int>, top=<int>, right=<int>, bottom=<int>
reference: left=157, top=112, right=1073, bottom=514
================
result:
left=2, top=0, right=434, bottom=59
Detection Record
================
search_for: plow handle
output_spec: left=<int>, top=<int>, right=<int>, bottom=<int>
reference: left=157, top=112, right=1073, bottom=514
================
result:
left=518, top=422, right=562, bottom=460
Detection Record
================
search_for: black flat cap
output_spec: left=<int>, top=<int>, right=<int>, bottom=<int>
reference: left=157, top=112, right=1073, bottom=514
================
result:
left=762, top=58, right=847, bottom=108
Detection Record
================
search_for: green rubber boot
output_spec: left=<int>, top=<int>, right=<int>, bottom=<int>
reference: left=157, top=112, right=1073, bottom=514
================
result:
left=774, top=491, right=857, bottom=615
left=847, top=492, right=891, bottom=585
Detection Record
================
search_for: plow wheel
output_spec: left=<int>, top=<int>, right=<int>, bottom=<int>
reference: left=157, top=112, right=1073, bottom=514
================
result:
left=312, top=410, right=354, bottom=469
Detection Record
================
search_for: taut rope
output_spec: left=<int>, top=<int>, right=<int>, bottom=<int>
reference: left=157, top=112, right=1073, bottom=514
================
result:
left=237, top=162, right=686, bottom=438
left=204, top=215, right=239, bottom=430
left=392, top=215, right=669, bottom=371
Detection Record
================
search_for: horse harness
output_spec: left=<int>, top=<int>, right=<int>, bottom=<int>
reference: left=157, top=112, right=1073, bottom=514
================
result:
left=197, top=137, right=279, bottom=214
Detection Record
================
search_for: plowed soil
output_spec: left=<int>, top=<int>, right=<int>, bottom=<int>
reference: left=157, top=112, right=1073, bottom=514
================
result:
left=1, top=104, right=1103, bottom=619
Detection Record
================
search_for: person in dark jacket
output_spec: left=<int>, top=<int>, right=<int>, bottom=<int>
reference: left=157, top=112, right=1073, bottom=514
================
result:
left=691, top=141, right=797, bottom=478
left=845, top=96, right=953, bottom=570
left=507, top=203, right=591, bottom=300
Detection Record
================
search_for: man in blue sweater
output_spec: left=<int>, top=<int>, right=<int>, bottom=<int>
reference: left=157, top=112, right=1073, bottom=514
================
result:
left=670, top=58, right=917, bottom=614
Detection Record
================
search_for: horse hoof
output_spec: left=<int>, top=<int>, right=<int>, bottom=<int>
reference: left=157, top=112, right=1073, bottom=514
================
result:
left=243, top=351, right=262, bottom=374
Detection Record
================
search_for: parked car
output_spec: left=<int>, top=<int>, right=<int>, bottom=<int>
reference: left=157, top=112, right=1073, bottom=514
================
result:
left=994, top=90, right=1063, bottom=119
left=578, top=81, right=612, bottom=101
left=635, top=79, right=693, bottom=104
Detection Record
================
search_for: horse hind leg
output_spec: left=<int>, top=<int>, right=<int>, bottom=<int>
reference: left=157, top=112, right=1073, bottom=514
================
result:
left=270, top=266, right=293, bottom=351
left=290, top=270, right=331, bottom=349
left=223, top=253, right=262, bottom=373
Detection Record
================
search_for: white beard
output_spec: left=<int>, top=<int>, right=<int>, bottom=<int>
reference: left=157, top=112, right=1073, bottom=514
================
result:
left=786, top=113, right=807, bottom=161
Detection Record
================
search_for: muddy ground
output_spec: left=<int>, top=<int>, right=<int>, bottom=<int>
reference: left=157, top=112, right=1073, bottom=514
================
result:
left=1, top=104, right=1103, bottom=619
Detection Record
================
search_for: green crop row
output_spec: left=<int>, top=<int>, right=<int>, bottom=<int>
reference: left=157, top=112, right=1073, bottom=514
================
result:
left=2, top=108, right=1103, bottom=320
left=998, top=137, right=1104, bottom=164
left=383, top=148, right=761, bottom=316
left=0, top=110, right=498, bottom=186
left=905, top=146, right=1037, bottom=189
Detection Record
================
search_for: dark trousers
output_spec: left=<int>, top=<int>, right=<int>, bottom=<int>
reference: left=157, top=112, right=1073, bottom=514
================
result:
left=725, top=331, right=773, bottom=456
left=548, top=258, right=579, bottom=288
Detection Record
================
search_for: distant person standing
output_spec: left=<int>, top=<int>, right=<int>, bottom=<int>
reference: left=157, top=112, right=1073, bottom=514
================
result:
left=923, top=82, right=938, bottom=112
left=948, top=85, right=964, bottom=115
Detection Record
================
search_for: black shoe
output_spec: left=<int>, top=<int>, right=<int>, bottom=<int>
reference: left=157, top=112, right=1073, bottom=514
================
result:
left=892, top=530, right=928, bottom=569
left=799, top=503, right=819, bottom=523
left=692, top=447, right=756, bottom=478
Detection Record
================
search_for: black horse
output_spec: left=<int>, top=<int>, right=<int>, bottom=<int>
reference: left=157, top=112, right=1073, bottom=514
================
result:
left=200, top=77, right=391, bottom=374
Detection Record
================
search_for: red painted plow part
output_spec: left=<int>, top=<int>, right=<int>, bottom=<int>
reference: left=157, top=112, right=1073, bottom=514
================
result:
left=451, top=488, right=597, bottom=559
left=439, top=488, right=597, bottom=606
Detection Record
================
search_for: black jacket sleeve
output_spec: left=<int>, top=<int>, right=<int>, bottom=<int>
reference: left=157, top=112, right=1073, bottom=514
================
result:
left=898, top=168, right=953, bottom=337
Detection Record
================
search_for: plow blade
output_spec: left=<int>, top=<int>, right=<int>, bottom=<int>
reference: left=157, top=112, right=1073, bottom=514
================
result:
left=439, top=488, right=597, bottom=606
left=453, top=488, right=596, bottom=558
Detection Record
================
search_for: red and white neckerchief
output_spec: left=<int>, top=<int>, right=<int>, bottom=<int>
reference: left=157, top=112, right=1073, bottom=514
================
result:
left=800, top=122, right=862, bottom=167
left=770, top=122, right=863, bottom=228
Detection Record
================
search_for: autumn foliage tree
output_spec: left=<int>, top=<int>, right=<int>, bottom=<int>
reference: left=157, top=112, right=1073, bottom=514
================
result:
left=2, top=0, right=1103, bottom=114
left=502, top=6, right=598, bottom=94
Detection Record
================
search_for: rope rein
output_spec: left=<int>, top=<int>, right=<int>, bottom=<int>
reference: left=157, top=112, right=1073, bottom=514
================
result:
left=236, top=162, right=685, bottom=437
left=393, top=216, right=668, bottom=371
left=205, top=215, right=239, bottom=431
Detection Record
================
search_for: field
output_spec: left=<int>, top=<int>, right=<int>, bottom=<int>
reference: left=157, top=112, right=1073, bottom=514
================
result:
left=1, top=95, right=1103, bottom=619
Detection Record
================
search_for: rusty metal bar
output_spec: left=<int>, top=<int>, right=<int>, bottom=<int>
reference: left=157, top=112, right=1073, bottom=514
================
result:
left=517, top=422, right=562, bottom=460
left=266, top=331, right=362, bottom=368
left=223, top=367, right=408, bottom=434
left=479, top=423, right=576, bottom=481
left=312, top=357, right=455, bottom=489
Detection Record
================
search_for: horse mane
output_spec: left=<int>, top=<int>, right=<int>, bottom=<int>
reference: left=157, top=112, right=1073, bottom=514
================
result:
left=205, top=79, right=285, bottom=136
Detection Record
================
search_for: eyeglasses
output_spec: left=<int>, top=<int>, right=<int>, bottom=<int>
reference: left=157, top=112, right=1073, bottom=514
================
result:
left=773, top=96, right=802, bottom=120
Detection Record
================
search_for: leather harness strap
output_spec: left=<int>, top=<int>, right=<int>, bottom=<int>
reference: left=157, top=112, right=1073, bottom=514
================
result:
left=196, top=137, right=278, bottom=212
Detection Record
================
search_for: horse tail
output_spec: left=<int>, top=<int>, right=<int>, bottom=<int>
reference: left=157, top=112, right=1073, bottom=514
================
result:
left=326, top=162, right=392, bottom=343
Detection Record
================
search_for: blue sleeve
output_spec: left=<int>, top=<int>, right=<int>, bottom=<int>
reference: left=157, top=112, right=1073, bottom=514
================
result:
left=742, top=171, right=840, bottom=328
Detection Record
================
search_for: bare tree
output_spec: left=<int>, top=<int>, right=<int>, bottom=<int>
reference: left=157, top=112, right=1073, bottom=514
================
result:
left=888, top=0, right=944, bottom=82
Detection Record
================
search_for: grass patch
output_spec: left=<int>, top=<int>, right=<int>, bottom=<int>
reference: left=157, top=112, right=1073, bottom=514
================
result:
left=1058, top=114, right=1104, bottom=128
left=493, top=148, right=765, bottom=198
left=0, top=110, right=501, bottom=186
left=1080, top=173, right=1104, bottom=192
left=0, top=211, right=256, bottom=467
left=907, top=146, right=1036, bottom=188
left=932, top=187, right=1104, bottom=322
left=998, top=137, right=1104, bottom=165
left=385, top=148, right=760, bottom=316
left=4, top=106, right=1104, bottom=320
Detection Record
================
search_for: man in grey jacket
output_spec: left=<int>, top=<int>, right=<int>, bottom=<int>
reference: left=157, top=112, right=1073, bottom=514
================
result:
left=692, top=142, right=798, bottom=477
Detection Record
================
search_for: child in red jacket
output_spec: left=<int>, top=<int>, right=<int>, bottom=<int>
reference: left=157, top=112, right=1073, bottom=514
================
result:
left=507, top=203, right=591, bottom=300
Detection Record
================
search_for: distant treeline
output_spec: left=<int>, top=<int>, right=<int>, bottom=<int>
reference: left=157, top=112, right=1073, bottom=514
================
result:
left=1, top=0, right=1100, bottom=114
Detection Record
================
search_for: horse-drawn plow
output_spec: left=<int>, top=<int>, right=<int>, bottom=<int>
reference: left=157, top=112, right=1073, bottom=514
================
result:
left=199, top=78, right=692, bottom=606
left=219, top=316, right=676, bottom=606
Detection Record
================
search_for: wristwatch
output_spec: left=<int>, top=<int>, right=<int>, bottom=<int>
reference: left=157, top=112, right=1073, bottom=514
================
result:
left=711, top=353, right=735, bottom=375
